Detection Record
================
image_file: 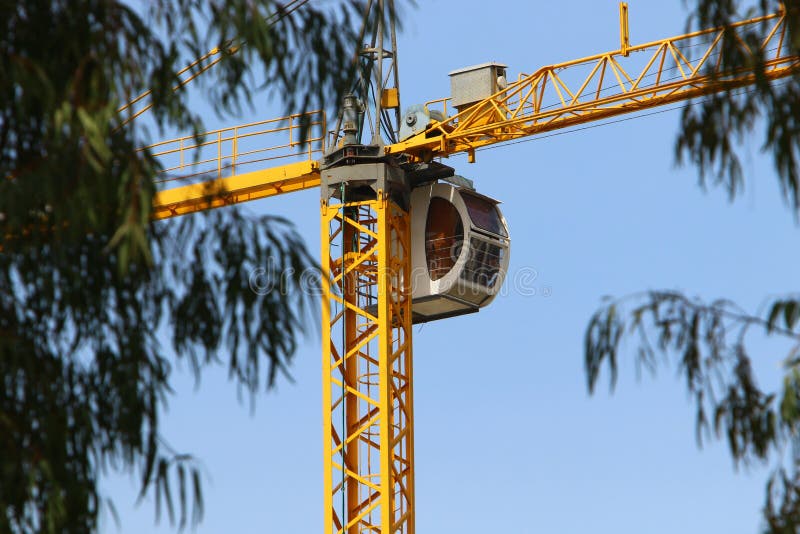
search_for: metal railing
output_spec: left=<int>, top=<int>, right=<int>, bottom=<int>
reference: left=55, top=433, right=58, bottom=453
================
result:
left=144, top=110, right=326, bottom=185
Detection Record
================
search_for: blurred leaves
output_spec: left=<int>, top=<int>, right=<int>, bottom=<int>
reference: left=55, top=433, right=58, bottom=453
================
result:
left=677, top=0, right=800, bottom=212
left=0, top=0, right=372, bottom=533
left=587, top=1, right=800, bottom=531
left=586, top=291, right=800, bottom=533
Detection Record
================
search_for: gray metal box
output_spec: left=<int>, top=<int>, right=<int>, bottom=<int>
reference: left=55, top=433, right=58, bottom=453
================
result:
left=449, top=62, right=507, bottom=110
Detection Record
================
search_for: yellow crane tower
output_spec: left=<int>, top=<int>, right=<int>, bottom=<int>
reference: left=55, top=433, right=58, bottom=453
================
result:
left=135, top=3, right=800, bottom=532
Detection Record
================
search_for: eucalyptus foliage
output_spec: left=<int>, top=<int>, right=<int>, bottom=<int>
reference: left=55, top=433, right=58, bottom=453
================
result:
left=0, top=1, right=375, bottom=532
left=586, top=2, right=800, bottom=532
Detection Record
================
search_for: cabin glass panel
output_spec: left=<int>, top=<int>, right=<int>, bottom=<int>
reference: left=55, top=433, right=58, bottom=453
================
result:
left=460, top=238, right=505, bottom=289
left=462, top=193, right=507, bottom=237
left=425, top=197, right=464, bottom=281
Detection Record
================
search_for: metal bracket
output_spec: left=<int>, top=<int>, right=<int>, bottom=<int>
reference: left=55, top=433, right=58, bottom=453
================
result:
left=620, top=2, right=630, bottom=57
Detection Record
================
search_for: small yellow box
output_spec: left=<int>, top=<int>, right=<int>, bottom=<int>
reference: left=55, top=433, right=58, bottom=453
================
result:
left=381, top=88, right=399, bottom=109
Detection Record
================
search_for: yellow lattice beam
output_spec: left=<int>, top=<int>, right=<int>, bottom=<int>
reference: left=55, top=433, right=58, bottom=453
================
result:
left=388, top=11, right=799, bottom=161
left=322, top=192, right=414, bottom=534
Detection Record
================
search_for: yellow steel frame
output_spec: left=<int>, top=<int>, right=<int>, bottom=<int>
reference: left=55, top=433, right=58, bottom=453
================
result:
left=388, top=10, right=799, bottom=161
left=149, top=11, right=800, bottom=217
left=321, top=192, right=414, bottom=534
left=139, top=8, right=800, bottom=533
left=150, top=110, right=325, bottom=219
left=152, top=160, right=319, bottom=220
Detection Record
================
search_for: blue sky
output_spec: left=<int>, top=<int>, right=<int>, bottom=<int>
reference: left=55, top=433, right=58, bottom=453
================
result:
left=103, top=1, right=800, bottom=532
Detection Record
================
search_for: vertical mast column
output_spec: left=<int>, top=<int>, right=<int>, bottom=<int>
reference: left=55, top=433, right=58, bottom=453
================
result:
left=321, top=160, right=415, bottom=534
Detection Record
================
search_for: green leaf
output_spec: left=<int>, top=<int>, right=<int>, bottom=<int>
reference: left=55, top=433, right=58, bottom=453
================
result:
left=785, top=301, right=800, bottom=330
left=780, top=373, right=798, bottom=428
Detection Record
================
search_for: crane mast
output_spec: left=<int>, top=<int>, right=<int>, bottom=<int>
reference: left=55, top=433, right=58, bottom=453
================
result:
left=321, top=2, right=417, bottom=532
left=320, top=167, right=414, bottom=533
left=142, top=4, right=800, bottom=533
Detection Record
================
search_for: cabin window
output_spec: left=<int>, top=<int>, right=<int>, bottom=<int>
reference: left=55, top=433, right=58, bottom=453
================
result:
left=425, top=197, right=464, bottom=280
left=462, top=193, right=507, bottom=237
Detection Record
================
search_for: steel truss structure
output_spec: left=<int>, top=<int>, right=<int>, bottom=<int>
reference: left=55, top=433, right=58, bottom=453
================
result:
left=152, top=9, right=800, bottom=221
left=389, top=10, right=800, bottom=161
left=321, top=188, right=415, bottom=534
left=141, top=4, right=800, bottom=534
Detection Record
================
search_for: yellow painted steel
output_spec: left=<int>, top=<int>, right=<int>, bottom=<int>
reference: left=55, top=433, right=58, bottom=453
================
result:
left=137, top=7, right=800, bottom=532
left=148, top=110, right=325, bottom=220
left=148, top=111, right=325, bottom=180
left=321, top=192, right=414, bottom=533
left=152, top=160, right=320, bottom=220
left=150, top=10, right=800, bottom=216
left=619, top=3, right=630, bottom=57
left=386, top=10, right=799, bottom=161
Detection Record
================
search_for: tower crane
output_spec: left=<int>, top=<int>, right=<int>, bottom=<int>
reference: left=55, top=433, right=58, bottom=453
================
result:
left=136, top=3, right=800, bottom=532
